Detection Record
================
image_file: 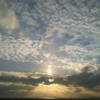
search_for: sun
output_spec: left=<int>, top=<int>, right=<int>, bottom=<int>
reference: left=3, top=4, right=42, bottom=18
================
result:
left=48, top=70, right=51, bottom=74
left=47, top=70, right=52, bottom=75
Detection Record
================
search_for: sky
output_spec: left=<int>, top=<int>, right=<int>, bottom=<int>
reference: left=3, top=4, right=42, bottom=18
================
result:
left=0, top=0, right=100, bottom=98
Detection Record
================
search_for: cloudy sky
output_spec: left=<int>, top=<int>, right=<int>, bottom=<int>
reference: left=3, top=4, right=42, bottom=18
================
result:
left=0, top=0, right=100, bottom=98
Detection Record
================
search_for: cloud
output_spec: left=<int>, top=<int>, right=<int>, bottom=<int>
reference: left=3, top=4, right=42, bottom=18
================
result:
left=0, top=82, right=35, bottom=98
left=81, top=66, right=90, bottom=73
left=0, top=0, right=19, bottom=32
left=53, top=66, right=100, bottom=92
left=0, top=0, right=100, bottom=74
left=0, top=66, right=100, bottom=92
left=0, top=83, right=34, bottom=92
left=0, top=33, right=49, bottom=62
left=74, top=88, right=82, bottom=93
left=0, top=71, right=53, bottom=86
left=21, top=11, right=40, bottom=27
left=0, top=0, right=100, bottom=98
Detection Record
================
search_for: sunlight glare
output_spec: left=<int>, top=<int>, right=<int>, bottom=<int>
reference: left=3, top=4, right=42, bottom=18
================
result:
left=48, top=70, right=51, bottom=74
left=49, top=79, right=54, bottom=82
left=48, top=70, right=52, bottom=75
left=48, top=65, right=52, bottom=67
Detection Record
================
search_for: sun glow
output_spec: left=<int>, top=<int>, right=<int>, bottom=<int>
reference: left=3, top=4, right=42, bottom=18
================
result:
left=47, top=70, right=52, bottom=75
left=48, top=65, right=52, bottom=67
left=48, top=70, right=51, bottom=74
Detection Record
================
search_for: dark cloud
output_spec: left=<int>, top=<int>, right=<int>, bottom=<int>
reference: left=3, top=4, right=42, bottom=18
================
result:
left=0, top=73, right=53, bottom=86
left=0, top=84, right=34, bottom=98
left=0, top=84, right=34, bottom=92
left=81, top=66, right=90, bottom=73
left=74, top=88, right=82, bottom=93
left=0, top=83, right=35, bottom=98
left=53, top=66, right=100, bottom=92
left=0, top=66, right=100, bottom=93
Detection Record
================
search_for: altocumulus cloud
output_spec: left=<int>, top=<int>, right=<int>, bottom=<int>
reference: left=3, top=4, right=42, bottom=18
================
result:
left=0, top=0, right=100, bottom=73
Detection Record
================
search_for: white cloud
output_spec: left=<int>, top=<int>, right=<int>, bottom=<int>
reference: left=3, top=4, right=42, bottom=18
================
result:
left=0, top=0, right=100, bottom=73
left=0, top=33, right=48, bottom=62
left=0, top=71, right=53, bottom=79
left=22, top=11, right=39, bottom=27
left=0, top=71, right=27, bottom=78
left=0, top=0, right=19, bottom=32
